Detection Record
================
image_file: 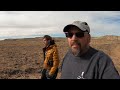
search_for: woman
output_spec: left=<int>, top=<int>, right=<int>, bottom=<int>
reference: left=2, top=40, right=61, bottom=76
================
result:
left=41, top=35, right=59, bottom=79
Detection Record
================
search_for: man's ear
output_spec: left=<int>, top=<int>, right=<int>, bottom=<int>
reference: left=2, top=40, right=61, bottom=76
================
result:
left=87, top=34, right=91, bottom=43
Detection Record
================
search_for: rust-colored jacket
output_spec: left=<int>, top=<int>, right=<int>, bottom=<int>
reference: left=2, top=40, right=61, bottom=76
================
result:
left=43, top=44, right=59, bottom=76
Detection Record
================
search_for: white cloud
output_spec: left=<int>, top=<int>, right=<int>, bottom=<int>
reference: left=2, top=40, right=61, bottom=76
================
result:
left=0, top=11, right=120, bottom=40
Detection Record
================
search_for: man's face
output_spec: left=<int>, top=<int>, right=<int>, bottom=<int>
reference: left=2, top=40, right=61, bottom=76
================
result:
left=65, top=26, right=90, bottom=56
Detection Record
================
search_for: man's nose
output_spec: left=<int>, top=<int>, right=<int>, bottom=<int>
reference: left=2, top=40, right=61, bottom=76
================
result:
left=71, top=34, right=77, bottom=40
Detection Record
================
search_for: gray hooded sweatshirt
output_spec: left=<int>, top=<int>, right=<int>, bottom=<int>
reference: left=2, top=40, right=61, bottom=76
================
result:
left=60, top=47, right=120, bottom=79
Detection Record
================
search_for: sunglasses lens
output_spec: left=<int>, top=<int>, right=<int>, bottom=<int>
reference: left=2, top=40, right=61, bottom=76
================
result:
left=76, top=32, right=84, bottom=38
left=65, top=32, right=84, bottom=38
left=65, top=33, right=73, bottom=38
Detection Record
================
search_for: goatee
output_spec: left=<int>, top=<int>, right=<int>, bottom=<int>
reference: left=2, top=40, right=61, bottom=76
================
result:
left=71, top=41, right=81, bottom=56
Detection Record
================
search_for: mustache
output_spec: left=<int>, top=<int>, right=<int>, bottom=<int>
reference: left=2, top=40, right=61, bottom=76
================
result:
left=71, top=41, right=81, bottom=46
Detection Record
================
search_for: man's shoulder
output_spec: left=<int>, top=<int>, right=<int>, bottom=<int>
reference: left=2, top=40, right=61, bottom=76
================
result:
left=90, top=47, right=110, bottom=58
left=88, top=47, right=113, bottom=64
left=62, top=50, right=71, bottom=60
left=93, top=49, right=113, bottom=66
left=97, top=50, right=111, bottom=59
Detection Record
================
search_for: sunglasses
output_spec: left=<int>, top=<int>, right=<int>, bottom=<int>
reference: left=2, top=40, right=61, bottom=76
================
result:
left=65, top=32, right=87, bottom=38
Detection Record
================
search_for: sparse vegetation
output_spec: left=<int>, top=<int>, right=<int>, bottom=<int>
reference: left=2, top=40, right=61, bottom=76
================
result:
left=0, top=35, right=120, bottom=79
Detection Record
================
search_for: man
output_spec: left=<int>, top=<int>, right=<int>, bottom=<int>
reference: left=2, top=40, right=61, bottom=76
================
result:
left=60, top=21, right=120, bottom=79
left=41, top=35, right=59, bottom=79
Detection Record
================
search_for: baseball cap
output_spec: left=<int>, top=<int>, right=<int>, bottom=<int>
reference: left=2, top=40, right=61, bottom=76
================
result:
left=63, top=21, right=90, bottom=33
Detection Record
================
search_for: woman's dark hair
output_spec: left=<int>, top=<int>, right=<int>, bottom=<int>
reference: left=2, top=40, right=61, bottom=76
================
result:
left=43, top=35, right=52, bottom=41
left=43, top=35, right=55, bottom=46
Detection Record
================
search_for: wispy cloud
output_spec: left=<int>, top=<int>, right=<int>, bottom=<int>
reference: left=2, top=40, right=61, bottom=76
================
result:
left=0, top=11, right=120, bottom=40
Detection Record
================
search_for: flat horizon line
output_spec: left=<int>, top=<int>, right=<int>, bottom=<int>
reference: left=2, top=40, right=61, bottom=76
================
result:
left=0, top=35, right=120, bottom=41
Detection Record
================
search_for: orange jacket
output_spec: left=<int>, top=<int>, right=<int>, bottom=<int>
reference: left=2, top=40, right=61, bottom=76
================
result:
left=43, top=44, right=59, bottom=76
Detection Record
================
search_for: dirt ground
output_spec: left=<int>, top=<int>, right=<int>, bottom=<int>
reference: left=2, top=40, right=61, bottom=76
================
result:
left=0, top=35, right=120, bottom=79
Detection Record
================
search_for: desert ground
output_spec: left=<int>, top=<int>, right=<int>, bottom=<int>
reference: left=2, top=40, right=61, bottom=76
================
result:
left=0, top=35, right=120, bottom=79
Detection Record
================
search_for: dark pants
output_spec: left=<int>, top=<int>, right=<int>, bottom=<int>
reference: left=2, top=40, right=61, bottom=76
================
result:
left=41, top=68, right=58, bottom=79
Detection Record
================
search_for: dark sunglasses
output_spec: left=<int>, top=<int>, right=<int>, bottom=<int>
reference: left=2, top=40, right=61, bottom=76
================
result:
left=65, top=32, right=86, bottom=38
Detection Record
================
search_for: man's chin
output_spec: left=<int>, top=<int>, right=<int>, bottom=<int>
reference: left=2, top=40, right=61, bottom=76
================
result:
left=71, top=48, right=80, bottom=56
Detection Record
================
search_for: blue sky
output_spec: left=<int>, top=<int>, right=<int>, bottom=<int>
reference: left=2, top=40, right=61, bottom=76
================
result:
left=0, top=11, right=120, bottom=40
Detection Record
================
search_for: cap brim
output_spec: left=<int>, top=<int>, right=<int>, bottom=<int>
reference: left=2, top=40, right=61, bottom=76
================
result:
left=63, top=24, right=81, bottom=32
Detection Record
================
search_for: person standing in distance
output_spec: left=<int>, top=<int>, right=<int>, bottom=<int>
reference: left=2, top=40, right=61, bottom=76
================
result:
left=41, top=35, right=59, bottom=79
